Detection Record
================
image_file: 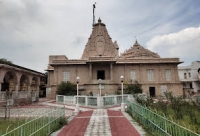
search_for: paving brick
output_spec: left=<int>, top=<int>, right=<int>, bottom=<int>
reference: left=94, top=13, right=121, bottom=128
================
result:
left=58, top=109, right=141, bottom=136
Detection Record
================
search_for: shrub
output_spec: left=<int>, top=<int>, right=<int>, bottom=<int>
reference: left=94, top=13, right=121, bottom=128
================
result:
left=115, top=90, right=121, bottom=95
left=126, top=81, right=142, bottom=94
left=56, top=81, right=76, bottom=96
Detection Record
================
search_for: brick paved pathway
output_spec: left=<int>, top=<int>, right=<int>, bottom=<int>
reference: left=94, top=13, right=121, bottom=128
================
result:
left=107, top=110, right=140, bottom=136
left=58, top=109, right=141, bottom=136
left=58, top=110, right=93, bottom=136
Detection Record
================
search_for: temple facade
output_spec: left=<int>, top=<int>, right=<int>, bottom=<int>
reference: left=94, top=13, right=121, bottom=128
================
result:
left=46, top=19, right=183, bottom=98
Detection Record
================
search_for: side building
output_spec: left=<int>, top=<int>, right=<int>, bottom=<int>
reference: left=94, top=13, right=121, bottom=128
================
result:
left=46, top=19, right=183, bottom=99
left=178, top=61, right=200, bottom=97
left=0, top=61, right=46, bottom=105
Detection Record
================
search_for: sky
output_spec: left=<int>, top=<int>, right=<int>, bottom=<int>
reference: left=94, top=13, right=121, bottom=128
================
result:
left=0, top=0, right=200, bottom=73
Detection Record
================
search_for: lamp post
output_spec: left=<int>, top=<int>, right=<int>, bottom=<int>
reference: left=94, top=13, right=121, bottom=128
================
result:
left=99, top=79, right=102, bottom=97
left=120, top=75, right=125, bottom=112
left=75, top=76, right=80, bottom=113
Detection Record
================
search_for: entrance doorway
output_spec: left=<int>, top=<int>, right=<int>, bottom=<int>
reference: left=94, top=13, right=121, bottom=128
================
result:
left=149, top=87, right=155, bottom=97
left=97, top=70, right=105, bottom=80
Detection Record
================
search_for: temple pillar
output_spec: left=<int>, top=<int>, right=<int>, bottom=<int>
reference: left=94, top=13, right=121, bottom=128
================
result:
left=36, top=85, right=39, bottom=92
left=110, top=63, right=113, bottom=81
left=36, top=85, right=40, bottom=97
left=15, top=84, right=19, bottom=97
left=27, top=85, right=31, bottom=98
left=89, top=64, right=92, bottom=82
left=0, top=83, right=1, bottom=92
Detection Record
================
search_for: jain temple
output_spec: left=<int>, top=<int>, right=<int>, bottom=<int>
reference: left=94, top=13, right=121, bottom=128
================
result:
left=46, top=18, right=183, bottom=99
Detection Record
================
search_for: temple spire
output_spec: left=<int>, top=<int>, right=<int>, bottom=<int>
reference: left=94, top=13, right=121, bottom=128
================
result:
left=81, top=19, right=119, bottom=59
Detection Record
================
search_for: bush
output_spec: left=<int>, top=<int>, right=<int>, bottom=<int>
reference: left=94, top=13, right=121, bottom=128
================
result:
left=126, top=81, right=142, bottom=94
left=89, top=92, right=93, bottom=96
left=56, top=81, right=76, bottom=96
left=115, top=90, right=121, bottom=95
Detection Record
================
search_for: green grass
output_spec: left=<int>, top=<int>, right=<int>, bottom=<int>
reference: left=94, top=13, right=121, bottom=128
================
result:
left=0, top=117, right=67, bottom=135
left=0, top=118, right=26, bottom=134
left=129, top=94, right=200, bottom=135
left=151, top=103, right=200, bottom=134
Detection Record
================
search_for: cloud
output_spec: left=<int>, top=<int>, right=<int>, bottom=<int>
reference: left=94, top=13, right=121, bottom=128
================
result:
left=146, top=27, right=200, bottom=65
left=0, top=0, right=200, bottom=72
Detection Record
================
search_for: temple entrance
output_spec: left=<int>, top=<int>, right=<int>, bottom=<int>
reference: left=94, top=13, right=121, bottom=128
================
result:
left=97, top=70, right=105, bottom=80
left=2, top=72, right=16, bottom=91
left=149, top=87, right=155, bottom=97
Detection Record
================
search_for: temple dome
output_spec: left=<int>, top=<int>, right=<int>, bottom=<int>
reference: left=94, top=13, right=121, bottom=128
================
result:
left=120, top=40, right=160, bottom=58
left=81, top=19, right=119, bottom=60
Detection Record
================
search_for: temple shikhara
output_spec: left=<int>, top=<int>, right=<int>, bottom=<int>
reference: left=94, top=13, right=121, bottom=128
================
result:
left=46, top=18, right=183, bottom=98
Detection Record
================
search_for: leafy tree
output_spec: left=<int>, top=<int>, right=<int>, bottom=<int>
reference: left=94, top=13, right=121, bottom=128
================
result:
left=126, top=81, right=142, bottom=94
left=0, top=58, right=13, bottom=64
left=56, top=81, right=76, bottom=96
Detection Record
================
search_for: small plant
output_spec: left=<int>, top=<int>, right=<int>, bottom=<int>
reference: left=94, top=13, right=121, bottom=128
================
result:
left=58, top=117, right=68, bottom=126
left=155, top=100, right=168, bottom=115
left=89, top=92, right=93, bottom=96
left=115, top=90, right=121, bottom=95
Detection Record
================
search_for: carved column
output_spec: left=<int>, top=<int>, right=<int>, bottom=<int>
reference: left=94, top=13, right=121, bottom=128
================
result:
left=15, top=84, right=19, bottom=97
left=27, top=85, right=31, bottom=98
left=36, top=85, right=39, bottom=92
left=0, top=83, right=1, bottom=92
left=89, top=63, right=92, bottom=82
left=36, top=85, right=40, bottom=100
left=110, top=63, right=113, bottom=81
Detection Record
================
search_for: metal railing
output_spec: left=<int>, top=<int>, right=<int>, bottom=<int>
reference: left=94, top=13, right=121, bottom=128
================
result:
left=0, top=107, right=65, bottom=136
left=126, top=101, right=200, bottom=136
left=0, top=107, right=56, bottom=118
left=0, top=91, right=38, bottom=104
left=56, top=94, right=132, bottom=108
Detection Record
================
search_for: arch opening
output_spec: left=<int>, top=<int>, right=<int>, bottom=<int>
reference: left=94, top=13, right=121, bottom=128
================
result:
left=1, top=71, right=16, bottom=92
left=19, top=75, right=28, bottom=91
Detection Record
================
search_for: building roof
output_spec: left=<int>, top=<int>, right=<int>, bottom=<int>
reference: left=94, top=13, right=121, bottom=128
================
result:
left=120, top=40, right=160, bottom=59
left=81, top=18, right=119, bottom=60
left=0, top=61, right=45, bottom=76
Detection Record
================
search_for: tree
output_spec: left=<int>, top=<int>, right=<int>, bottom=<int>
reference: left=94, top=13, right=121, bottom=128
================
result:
left=126, top=81, right=142, bottom=94
left=56, top=81, right=76, bottom=96
left=0, top=58, right=13, bottom=64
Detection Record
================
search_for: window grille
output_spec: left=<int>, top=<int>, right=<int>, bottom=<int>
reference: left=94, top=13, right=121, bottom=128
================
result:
left=147, top=69, right=154, bottom=81
left=62, top=71, right=70, bottom=82
left=165, top=69, right=171, bottom=81
left=130, top=70, right=136, bottom=81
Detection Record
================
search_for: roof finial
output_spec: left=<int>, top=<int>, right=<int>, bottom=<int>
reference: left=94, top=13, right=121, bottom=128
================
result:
left=98, top=17, right=101, bottom=23
left=93, top=2, right=96, bottom=25
left=135, top=36, right=139, bottom=44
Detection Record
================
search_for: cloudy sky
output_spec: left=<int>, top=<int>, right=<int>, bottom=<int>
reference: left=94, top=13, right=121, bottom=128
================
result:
left=0, top=0, right=200, bottom=73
